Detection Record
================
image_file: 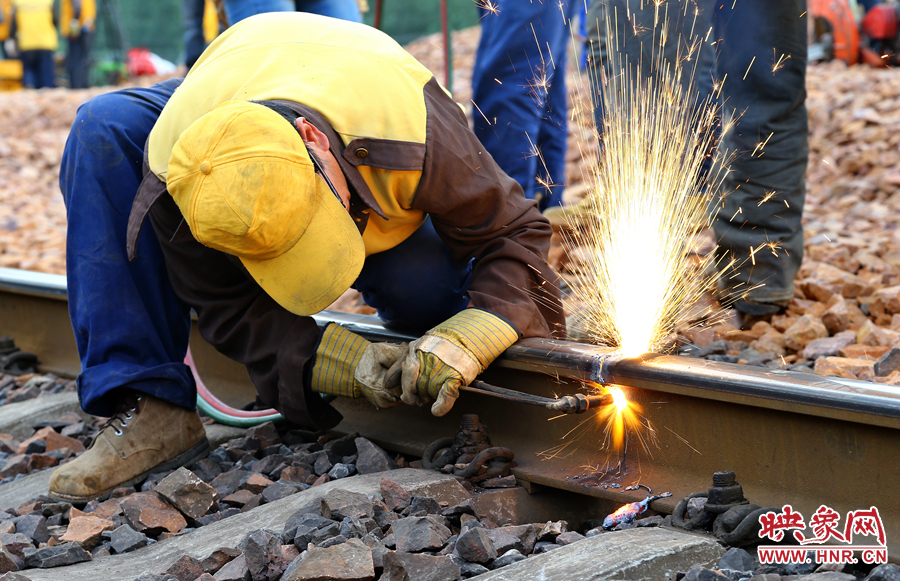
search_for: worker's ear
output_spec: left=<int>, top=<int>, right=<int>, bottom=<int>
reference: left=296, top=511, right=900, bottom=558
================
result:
left=294, top=117, right=330, bottom=153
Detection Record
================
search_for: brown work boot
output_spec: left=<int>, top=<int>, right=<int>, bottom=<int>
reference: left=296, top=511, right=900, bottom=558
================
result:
left=48, top=391, right=209, bottom=504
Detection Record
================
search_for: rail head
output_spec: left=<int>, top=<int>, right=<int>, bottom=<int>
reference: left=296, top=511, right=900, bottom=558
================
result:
left=4, top=267, right=900, bottom=429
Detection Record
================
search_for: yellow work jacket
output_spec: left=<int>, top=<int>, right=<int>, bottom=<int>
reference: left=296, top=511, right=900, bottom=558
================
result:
left=11, top=0, right=57, bottom=51
left=60, top=0, right=94, bottom=36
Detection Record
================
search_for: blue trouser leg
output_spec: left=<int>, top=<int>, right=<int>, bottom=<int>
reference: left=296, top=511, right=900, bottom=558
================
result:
left=182, top=0, right=207, bottom=69
left=222, top=0, right=293, bottom=23
left=713, top=0, right=808, bottom=305
left=60, top=79, right=196, bottom=417
left=472, top=0, right=577, bottom=211
left=37, top=49, right=55, bottom=88
left=294, top=0, right=361, bottom=21
left=353, top=217, right=473, bottom=334
left=65, top=32, right=92, bottom=89
left=19, top=50, right=38, bottom=88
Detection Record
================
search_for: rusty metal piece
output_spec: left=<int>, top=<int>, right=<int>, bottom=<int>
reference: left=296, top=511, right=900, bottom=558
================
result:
left=453, top=446, right=516, bottom=482
left=0, top=337, right=38, bottom=376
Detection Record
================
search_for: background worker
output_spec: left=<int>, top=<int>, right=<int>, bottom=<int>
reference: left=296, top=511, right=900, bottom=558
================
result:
left=471, top=0, right=579, bottom=212
left=52, top=12, right=564, bottom=504
left=585, top=0, right=808, bottom=320
left=0, top=0, right=12, bottom=59
left=9, top=0, right=58, bottom=89
left=60, top=0, right=94, bottom=89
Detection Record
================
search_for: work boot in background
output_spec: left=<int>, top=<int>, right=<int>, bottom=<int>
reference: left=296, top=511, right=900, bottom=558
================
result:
left=48, top=391, right=210, bottom=504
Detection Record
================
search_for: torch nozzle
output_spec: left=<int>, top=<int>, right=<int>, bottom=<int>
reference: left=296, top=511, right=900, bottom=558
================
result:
left=461, top=381, right=615, bottom=414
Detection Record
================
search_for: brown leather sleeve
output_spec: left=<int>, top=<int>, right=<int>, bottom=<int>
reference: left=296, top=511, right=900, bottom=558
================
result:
left=147, top=193, right=342, bottom=431
left=414, top=78, right=566, bottom=339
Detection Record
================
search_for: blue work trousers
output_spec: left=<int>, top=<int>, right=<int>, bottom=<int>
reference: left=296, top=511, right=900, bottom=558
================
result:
left=182, top=0, right=207, bottom=69
left=20, top=49, right=55, bottom=89
left=222, top=0, right=360, bottom=24
left=586, top=0, right=808, bottom=306
left=60, top=81, right=469, bottom=417
left=471, top=0, right=578, bottom=210
left=65, top=32, right=93, bottom=89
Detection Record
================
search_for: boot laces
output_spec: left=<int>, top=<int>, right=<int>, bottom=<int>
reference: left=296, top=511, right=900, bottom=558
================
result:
left=103, top=393, right=142, bottom=436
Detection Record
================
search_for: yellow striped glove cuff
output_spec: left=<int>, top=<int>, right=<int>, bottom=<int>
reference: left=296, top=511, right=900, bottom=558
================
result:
left=310, top=323, right=369, bottom=399
left=428, top=308, right=520, bottom=370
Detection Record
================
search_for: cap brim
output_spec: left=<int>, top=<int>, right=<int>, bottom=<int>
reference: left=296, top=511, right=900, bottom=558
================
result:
left=240, top=178, right=365, bottom=316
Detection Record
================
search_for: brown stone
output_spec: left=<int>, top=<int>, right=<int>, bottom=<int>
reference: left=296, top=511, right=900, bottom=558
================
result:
left=683, top=326, right=716, bottom=347
left=59, top=515, right=115, bottom=550
left=239, top=473, right=274, bottom=494
left=281, top=537, right=374, bottom=581
left=874, top=371, right=900, bottom=385
left=201, top=547, right=242, bottom=574
left=813, top=358, right=857, bottom=380
left=872, top=285, right=900, bottom=314
left=120, top=492, right=187, bottom=536
left=92, top=498, right=124, bottom=520
left=0, top=546, right=18, bottom=574
left=815, top=357, right=875, bottom=381
left=280, top=466, right=313, bottom=484
left=16, top=426, right=85, bottom=455
left=839, top=344, right=892, bottom=360
left=856, top=320, right=900, bottom=347
left=155, top=467, right=220, bottom=520
left=223, top=489, right=258, bottom=507
left=783, top=315, right=828, bottom=352
left=165, top=554, right=206, bottom=581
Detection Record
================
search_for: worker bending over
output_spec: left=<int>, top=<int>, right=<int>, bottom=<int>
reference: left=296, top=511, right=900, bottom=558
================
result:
left=53, top=13, right=564, bottom=503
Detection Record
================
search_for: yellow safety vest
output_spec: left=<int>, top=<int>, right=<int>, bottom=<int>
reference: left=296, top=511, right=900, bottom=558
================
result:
left=12, top=0, right=58, bottom=51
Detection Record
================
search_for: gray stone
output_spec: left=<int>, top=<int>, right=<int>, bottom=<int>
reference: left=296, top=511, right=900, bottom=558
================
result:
left=0, top=573, right=33, bottom=581
left=213, top=554, right=249, bottom=581
left=452, top=556, right=488, bottom=579
left=314, top=453, right=333, bottom=477
left=635, top=515, right=664, bottom=528
left=261, top=481, right=303, bottom=504
left=308, top=523, right=342, bottom=546
left=237, top=529, right=285, bottom=581
left=490, top=549, right=525, bottom=569
left=408, top=496, right=441, bottom=517
left=210, top=470, right=252, bottom=498
left=496, top=525, right=535, bottom=555
left=865, top=564, right=900, bottom=581
left=800, top=573, right=857, bottom=581
left=328, top=464, right=356, bottom=480
left=281, top=537, right=374, bottom=581
left=283, top=513, right=333, bottom=541
left=109, top=524, right=148, bottom=554
left=322, top=490, right=373, bottom=521
left=717, top=547, right=755, bottom=572
left=134, top=575, right=178, bottom=581
left=0, top=534, right=34, bottom=561
left=340, top=518, right=367, bottom=540
left=464, top=527, right=724, bottom=581
left=363, top=534, right=387, bottom=569
left=354, top=439, right=396, bottom=475
left=875, top=347, right=900, bottom=376
left=555, top=531, right=584, bottom=545
left=0, top=546, right=18, bottom=574
left=536, top=521, right=566, bottom=541
left=381, top=551, right=460, bottom=581
left=15, top=514, right=49, bottom=544
left=533, top=542, right=561, bottom=554
left=392, top=516, right=451, bottom=553
left=801, top=332, right=856, bottom=360
left=483, top=529, right=521, bottom=556
left=455, top=528, right=496, bottom=564
left=318, top=536, right=348, bottom=549
left=686, top=497, right=707, bottom=519
left=23, top=543, right=92, bottom=568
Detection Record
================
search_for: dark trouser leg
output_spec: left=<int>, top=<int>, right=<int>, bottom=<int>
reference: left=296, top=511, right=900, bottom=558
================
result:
left=19, top=50, right=38, bottom=88
left=353, top=217, right=473, bottom=334
left=713, top=1, right=808, bottom=308
left=37, top=49, right=55, bottom=88
left=182, top=0, right=207, bottom=69
left=66, top=33, right=92, bottom=89
left=59, top=78, right=196, bottom=417
left=472, top=0, right=576, bottom=211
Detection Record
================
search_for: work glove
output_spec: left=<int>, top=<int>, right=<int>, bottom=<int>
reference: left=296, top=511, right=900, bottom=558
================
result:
left=310, top=323, right=406, bottom=409
left=401, top=308, right=520, bottom=416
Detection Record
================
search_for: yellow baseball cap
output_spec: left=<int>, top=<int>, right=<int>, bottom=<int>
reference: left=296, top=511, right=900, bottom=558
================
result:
left=166, top=100, right=365, bottom=316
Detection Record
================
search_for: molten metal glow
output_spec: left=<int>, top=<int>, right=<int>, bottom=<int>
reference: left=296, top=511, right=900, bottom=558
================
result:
left=610, top=386, right=628, bottom=413
left=564, top=5, right=733, bottom=357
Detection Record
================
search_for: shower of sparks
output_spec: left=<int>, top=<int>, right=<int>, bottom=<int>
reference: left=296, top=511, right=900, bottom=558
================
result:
left=475, top=0, right=499, bottom=17
left=564, top=4, right=732, bottom=358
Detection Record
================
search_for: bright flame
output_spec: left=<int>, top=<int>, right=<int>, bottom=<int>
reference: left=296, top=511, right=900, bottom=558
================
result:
left=610, top=386, right=628, bottom=413
left=564, top=4, right=732, bottom=356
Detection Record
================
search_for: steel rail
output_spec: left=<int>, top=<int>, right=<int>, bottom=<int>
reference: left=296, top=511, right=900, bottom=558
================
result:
left=2, top=267, right=899, bottom=560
